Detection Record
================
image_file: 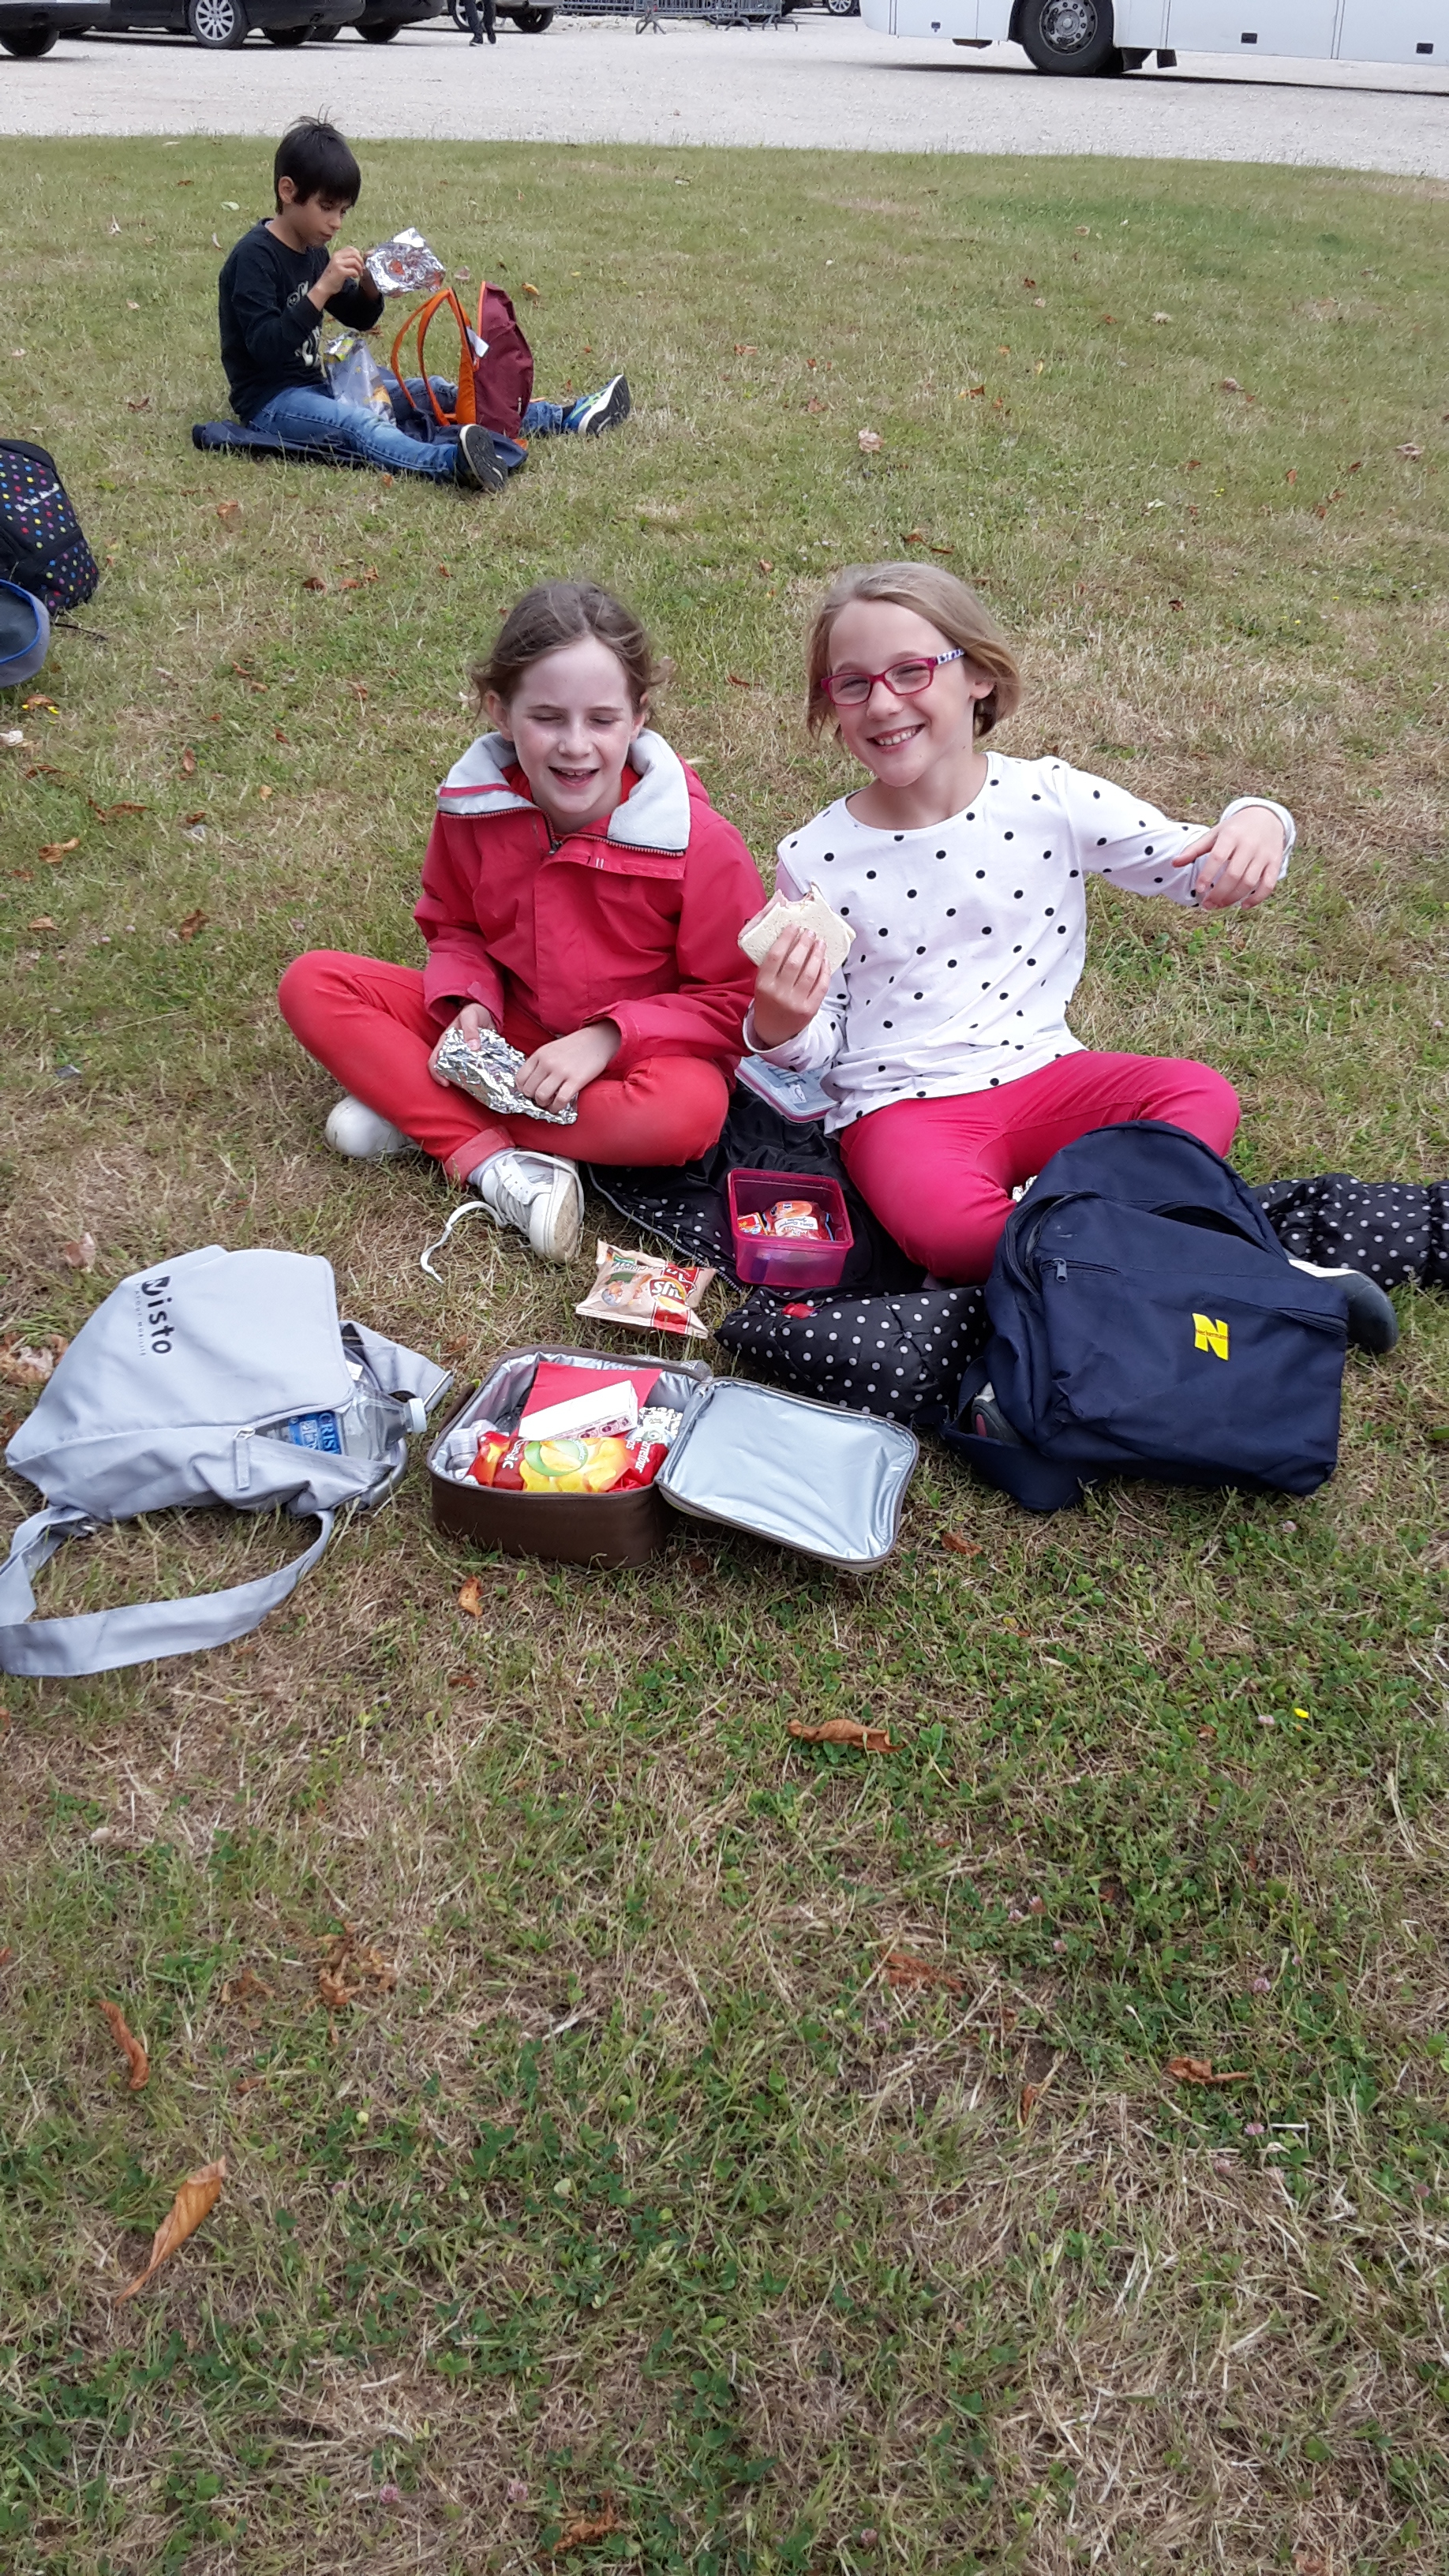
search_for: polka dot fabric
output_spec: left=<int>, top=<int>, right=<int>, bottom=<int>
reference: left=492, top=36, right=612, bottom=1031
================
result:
left=747, top=758, right=1294, bottom=1137
left=1254, top=1174, right=1449, bottom=1291
left=716, top=1285, right=988, bottom=1422
left=0, top=440, right=99, bottom=616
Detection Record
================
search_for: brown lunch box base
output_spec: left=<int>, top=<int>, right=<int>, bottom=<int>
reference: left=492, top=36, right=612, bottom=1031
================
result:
left=426, top=1350, right=711, bottom=1571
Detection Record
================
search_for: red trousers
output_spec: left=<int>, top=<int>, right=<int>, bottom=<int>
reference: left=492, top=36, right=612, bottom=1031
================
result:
left=838, top=1049, right=1240, bottom=1284
left=278, top=949, right=732, bottom=1181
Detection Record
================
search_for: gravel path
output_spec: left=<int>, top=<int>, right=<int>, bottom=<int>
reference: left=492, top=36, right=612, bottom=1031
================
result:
left=1, top=17, right=1446, bottom=170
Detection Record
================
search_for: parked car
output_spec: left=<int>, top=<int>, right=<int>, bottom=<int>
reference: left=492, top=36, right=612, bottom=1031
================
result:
left=92, top=0, right=364, bottom=44
left=314, top=0, right=450, bottom=34
left=0, top=0, right=96, bottom=54
left=447, top=0, right=554, bottom=28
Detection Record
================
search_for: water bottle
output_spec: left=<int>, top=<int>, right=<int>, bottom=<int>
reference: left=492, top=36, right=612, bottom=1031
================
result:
left=266, top=1384, right=428, bottom=1457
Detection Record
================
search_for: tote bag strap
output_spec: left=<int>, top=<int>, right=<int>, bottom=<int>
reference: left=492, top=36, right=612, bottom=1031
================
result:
left=0, top=1502, right=336, bottom=1678
left=390, top=290, right=475, bottom=428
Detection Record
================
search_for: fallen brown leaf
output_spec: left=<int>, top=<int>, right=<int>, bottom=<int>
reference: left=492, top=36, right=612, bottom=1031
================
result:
left=181, top=809, right=206, bottom=828
left=61, top=1233, right=97, bottom=1272
left=930, top=543, right=957, bottom=556
left=1169, top=596, right=1185, bottom=610
left=458, top=1575, right=485, bottom=1616
left=1220, top=376, right=1241, bottom=391
left=25, top=916, right=57, bottom=933
left=550, top=2503, right=620, bottom=2555
left=1020, top=2083, right=1040, bottom=2117
left=316, top=1928, right=397, bottom=2013
left=116, top=2158, right=226, bottom=2301
left=275, top=728, right=290, bottom=744
left=180, top=747, right=197, bottom=777
left=1314, top=490, right=1344, bottom=519
left=221, top=1967, right=274, bottom=2008
left=1397, top=440, right=1424, bottom=460
left=1293, top=2552, right=1330, bottom=2576
left=256, top=784, right=273, bottom=800
left=805, top=396, right=827, bottom=414
left=1348, top=459, right=1363, bottom=474
left=1166, top=2055, right=1251, bottom=2086
left=521, top=280, right=541, bottom=299
left=348, top=682, right=368, bottom=702
left=447, top=1670, right=476, bottom=1689
left=1022, top=275, right=1036, bottom=288
left=215, top=500, right=242, bottom=523
left=302, top=575, right=327, bottom=592
left=788, top=1717, right=893, bottom=1753
left=902, top=528, right=927, bottom=545
left=125, top=395, right=151, bottom=413
left=0, top=1946, right=12, bottom=1968
left=177, top=909, right=208, bottom=942
left=23, top=694, right=56, bottom=711
left=89, top=799, right=148, bottom=819
left=940, top=1531, right=981, bottom=1558
left=38, top=838, right=79, bottom=863
left=0, top=1336, right=66, bottom=1388
left=885, top=1949, right=964, bottom=1995
left=726, top=673, right=754, bottom=690
left=857, top=428, right=882, bottom=452
left=98, top=1998, right=149, bottom=2091
left=757, top=558, right=773, bottom=574
left=733, top=341, right=757, bottom=354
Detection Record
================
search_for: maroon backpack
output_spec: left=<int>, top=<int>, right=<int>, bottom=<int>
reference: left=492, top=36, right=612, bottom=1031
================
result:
left=390, top=282, right=534, bottom=444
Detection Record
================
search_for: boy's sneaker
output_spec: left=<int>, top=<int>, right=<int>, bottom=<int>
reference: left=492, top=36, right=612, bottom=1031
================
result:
left=472, top=1148, right=583, bottom=1264
left=1287, top=1256, right=1398, bottom=1354
left=324, top=1095, right=414, bottom=1160
left=455, top=423, right=507, bottom=492
left=565, top=375, right=631, bottom=437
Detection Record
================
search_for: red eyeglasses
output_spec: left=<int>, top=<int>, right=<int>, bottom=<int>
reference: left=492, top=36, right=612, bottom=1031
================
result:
left=819, top=647, right=966, bottom=709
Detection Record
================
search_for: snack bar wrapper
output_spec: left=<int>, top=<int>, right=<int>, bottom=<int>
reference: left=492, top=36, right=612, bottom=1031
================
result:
left=575, top=1241, right=715, bottom=1341
left=736, top=1199, right=833, bottom=1241
left=432, top=1022, right=578, bottom=1128
left=366, top=229, right=447, bottom=299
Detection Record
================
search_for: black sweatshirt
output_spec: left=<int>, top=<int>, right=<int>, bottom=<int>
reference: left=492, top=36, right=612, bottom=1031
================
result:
left=218, top=220, right=385, bottom=422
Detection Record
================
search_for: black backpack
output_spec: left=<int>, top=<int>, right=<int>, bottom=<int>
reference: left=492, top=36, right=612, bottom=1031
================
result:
left=0, top=440, right=99, bottom=616
left=929, top=1121, right=1350, bottom=1512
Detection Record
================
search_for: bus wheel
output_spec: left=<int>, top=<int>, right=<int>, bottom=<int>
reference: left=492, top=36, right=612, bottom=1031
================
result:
left=1018, top=0, right=1119, bottom=73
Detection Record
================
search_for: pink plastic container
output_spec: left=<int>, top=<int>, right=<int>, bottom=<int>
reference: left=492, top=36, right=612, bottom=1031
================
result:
left=727, top=1168, right=854, bottom=1291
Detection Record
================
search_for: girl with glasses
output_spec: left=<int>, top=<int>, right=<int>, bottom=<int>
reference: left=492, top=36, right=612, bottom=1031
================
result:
left=742, top=560, right=1294, bottom=1285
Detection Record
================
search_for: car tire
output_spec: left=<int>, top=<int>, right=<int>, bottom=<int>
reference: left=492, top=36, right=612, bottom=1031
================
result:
left=188, top=0, right=249, bottom=39
left=0, top=22, right=60, bottom=49
left=508, top=5, right=553, bottom=25
left=1017, top=0, right=1118, bottom=73
left=264, top=17, right=314, bottom=34
left=358, top=13, right=402, bottom=29
left=824, top=0, right=858, bottom=15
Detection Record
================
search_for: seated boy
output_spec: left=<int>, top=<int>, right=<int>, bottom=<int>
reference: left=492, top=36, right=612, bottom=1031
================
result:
left=218, top=118, right=631, bottom=496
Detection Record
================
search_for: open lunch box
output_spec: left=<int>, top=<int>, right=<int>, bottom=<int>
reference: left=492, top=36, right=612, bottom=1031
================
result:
left=426, top=1344, right=919, bottom=1574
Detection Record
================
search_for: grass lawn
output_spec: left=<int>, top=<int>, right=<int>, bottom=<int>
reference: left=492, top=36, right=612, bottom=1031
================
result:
left=2, top=132, right=1448, bottom=2576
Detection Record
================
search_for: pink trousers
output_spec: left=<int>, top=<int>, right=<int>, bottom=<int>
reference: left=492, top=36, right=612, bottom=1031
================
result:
left=278, top=949, right=731, bottom=1182
left=837, top=1050, right=1240, bottom=1284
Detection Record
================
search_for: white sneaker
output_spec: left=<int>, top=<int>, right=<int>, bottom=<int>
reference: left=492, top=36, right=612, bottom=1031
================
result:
left=324, top=1095, right=414, bottom=1159
left=474, top=1149, right=583, bottom=1264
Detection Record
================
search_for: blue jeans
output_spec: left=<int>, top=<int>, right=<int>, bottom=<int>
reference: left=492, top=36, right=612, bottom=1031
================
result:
left=247, top=374, right=567, bottom=479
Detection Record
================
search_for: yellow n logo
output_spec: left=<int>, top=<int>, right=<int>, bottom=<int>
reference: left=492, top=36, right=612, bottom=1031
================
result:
left=1193, top=1313, right=1230, bottom=1361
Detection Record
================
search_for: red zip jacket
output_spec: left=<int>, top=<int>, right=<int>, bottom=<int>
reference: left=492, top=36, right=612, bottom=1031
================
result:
left=414, top=728, right=764, bottom=1078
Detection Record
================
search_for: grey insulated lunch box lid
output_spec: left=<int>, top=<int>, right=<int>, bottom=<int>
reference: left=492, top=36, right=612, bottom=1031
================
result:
left=657, top=1380, right=918, bottom=1572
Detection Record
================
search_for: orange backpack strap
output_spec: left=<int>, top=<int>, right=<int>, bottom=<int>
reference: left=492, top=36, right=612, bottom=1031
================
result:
left=390, top=289, right=477, bottom=428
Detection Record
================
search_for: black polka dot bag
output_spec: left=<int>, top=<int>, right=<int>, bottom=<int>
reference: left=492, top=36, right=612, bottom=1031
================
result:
left=0, top=440, right=100, bottom=618
left=715, top=1284, right=988, bottom=1421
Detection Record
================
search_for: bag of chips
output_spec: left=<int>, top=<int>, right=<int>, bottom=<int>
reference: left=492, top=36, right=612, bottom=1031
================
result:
left=575, top=1242, right=716, bottom=1342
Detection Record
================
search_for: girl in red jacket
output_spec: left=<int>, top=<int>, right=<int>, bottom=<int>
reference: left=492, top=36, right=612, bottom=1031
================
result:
left=279, top=581, right=763, bottom=1262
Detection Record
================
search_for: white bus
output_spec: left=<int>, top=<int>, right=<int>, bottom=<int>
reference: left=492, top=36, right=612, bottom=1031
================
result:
left=859, top=0, right=1440, bottom=77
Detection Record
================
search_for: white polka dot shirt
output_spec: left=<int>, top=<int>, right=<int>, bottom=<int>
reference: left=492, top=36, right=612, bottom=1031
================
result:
left=744, top=754, right=1294, bottom=1135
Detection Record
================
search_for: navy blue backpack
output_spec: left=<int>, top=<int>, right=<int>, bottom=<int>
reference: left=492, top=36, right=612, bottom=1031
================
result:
left=930, top=1121, right=1350, bottom=1512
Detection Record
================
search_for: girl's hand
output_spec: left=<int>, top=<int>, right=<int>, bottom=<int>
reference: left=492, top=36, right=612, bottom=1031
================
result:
left=517, top=1020, right=621, bottom=1112
left=752, top=926, right=831, bottom=1050
left=1173, top=806, right=1287, bottom=910
left=429, top=1002, right=495, bottom=1080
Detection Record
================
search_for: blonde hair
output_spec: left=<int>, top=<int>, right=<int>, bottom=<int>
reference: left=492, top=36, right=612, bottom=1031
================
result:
left=805, top=561, right=1020, bottom=739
